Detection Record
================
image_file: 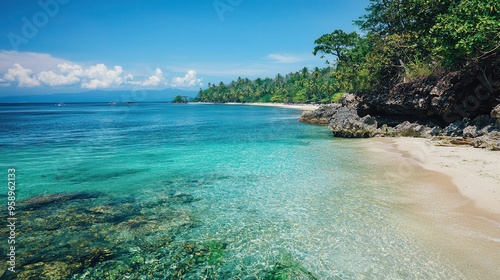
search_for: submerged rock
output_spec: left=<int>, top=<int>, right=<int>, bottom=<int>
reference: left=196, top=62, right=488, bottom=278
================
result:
left=17, top=261, right=83, bottom=280
left=264, top=254, right=319, bottom=280
left=21, top=192, right=100, bottom=209
left=0, top=189, right=206, bottom=279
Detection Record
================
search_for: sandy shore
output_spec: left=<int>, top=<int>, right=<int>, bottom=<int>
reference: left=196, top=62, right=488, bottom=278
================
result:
left=389, top=137, right=500, bottom=215
left=364, top=137, right=500, bottom=279
left=220, top=102, right=320, bottom=111
left=365, top=137, right=500, bottom=215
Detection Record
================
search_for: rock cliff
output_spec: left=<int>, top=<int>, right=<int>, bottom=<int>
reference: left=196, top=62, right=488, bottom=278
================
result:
left=300, top=67, right=500, bottom=150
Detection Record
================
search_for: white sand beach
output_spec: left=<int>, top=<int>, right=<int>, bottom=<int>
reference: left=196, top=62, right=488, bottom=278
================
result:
left=223, top=102, right=321, bottom=111
left=391, top=137, right=500, bottom=215
left=364, top=137, right=500, bottom=215
left=363, top=137, right=500, bottom=279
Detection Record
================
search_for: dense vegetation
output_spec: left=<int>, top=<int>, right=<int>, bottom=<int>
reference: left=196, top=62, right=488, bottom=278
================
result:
left=196, top=0, right=500, bottom=103
left=196, top=67, right=343, bottom=103
left=172, top=95, right=189, bottom=103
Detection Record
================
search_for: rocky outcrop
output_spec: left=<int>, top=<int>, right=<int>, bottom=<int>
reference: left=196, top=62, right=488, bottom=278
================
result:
left=357, top=68, right=500, bottom=125
left=339, top=93, right=359, bottom=109
left=328, top=107, right=378, bottom=138
left=447, top=113, right=500, bottom=150
left=299, top=67, right=500, bottom=150
left=492, top=104, right=500, bottom=119
left=300, top=93, right=361, bottom=125
left=300, top=103, right=341, bottom=124
left=302, top=105, right=436, bottom=138
left=392, top=121, right=431, bottom=137
left=471, top=132, right=500, bottom=150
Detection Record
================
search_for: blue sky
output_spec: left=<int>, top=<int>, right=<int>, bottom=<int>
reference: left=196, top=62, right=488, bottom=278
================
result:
left=0, top=0, right=369, bottom=95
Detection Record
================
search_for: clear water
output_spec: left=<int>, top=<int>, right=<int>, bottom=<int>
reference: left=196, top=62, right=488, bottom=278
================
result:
left=0, top=103, right=471, bottom=278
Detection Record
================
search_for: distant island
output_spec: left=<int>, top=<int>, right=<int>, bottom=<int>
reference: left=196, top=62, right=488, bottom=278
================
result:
left=171, top=95, right=190, bottom=103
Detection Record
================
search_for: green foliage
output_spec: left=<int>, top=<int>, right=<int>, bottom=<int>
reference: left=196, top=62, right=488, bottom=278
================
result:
left=172, top=95, right=188, bottom=103
left=313, top=30, right=361, bottom=64
left=196, top=67, right=338, bottom=104
left=405, top=59, right=435, bottom=81
left=313, top=0, right=500, bottom=90
left=331, top=92, right=345, bottom=103
left=260, top=93, right=272, bottom=103
left=430, top=0, right=500, bottom=67
left=200, top=0, right=500, bottom=102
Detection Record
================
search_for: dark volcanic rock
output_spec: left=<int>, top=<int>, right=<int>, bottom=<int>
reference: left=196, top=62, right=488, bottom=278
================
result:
left=429, top=126, right=443, bottom=136
left=356, top=68, right=499, bottom=125
left=464, top=115, right=496, bottom=137
left=328, top=107, right=378, bottom=138
left=299, top=66, right=500, bottom=148
left=444, top=120, right=466, bottom=137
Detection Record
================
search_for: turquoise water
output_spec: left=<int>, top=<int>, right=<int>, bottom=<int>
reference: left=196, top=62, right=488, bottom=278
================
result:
left=0, top=103, right=469, bottom=278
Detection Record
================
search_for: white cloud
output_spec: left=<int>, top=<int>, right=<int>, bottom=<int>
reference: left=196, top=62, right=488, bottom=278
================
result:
left=0, top=62, right=129, bottom=89
left=171, top=70, right=202, bottom=88
left=267, top=53, right=307, bottom=64
left=0, top=51, right=205, bottom=90
left=38, top=63, right=83, bottom=86
left=129, top=68, right=167, bottom=87
left=81, top=64, right=124, bottom=89
left=144, top=68, right=167, bottom=86
left=2, top=63, right=40, bottom=87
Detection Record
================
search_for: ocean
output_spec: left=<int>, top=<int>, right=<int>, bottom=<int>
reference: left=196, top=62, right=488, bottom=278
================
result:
left=0, top=103, right=478, bottom=278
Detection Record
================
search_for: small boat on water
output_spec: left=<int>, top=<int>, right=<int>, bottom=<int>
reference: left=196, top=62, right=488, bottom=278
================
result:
left=109, top=101, right=117, bottom=105
left=126, top=101, right=136, bottom=104
left=55, top=103, right=66, bottom=107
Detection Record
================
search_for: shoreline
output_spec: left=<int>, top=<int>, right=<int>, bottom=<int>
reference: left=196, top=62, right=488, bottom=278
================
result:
left=363, top=137, right=500, bottom=278
left=190, top=102, right=320, bottom=111
left=389, top=137, right=500, bottom=215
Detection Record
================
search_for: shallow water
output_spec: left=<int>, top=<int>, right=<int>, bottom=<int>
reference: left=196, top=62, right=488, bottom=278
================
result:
left=0, top=103, right=484, bottom=278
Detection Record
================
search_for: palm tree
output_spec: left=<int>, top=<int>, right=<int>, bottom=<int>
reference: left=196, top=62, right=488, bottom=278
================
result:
left=301, top=67, right=309, bottom=78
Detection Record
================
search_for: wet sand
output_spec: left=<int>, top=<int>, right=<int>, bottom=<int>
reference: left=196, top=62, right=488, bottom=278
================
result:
left=363, top=137, right=500, bottom=279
